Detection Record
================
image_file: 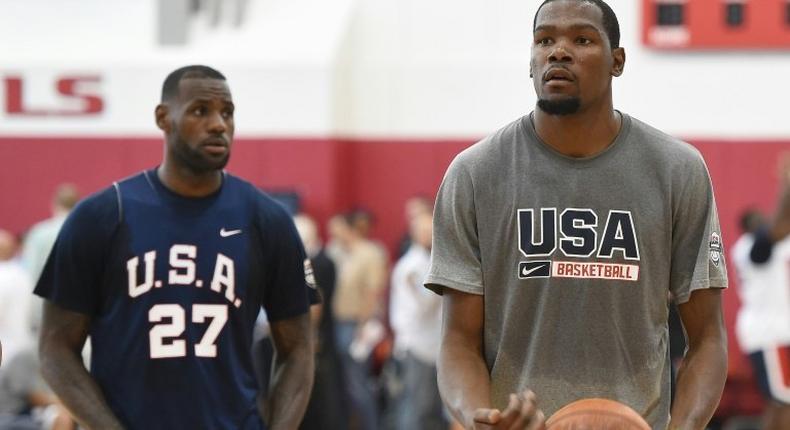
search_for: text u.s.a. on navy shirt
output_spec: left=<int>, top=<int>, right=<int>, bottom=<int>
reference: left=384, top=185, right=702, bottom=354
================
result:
left=35, top=169, right=320, bottom=430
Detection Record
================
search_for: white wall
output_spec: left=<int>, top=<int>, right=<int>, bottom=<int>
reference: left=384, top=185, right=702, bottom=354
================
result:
left=1, top=0, right=789, bottom=139
left=0, top=0, right=353, bottom=137
left=336, top=0, right=790, bottom=139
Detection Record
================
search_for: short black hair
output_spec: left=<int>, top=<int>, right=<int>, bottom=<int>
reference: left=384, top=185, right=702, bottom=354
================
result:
left=161, top=65, right=226, bottom=102
left=534, top=0, right=621, bottom=49
left=739, top=208, right=766, bottom=234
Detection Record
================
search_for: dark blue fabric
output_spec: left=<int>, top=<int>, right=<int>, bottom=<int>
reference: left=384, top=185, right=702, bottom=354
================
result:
left=748, top=346, right=790, bottom=405
left=35, top=169, right=317, bottom=430
left=749, top=227, right=774, bottom=264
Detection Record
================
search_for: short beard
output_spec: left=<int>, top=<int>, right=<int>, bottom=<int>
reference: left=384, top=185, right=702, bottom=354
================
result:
left=172, top=137, right=229, bottom=174
left=537, top=97, right=581, bottom=116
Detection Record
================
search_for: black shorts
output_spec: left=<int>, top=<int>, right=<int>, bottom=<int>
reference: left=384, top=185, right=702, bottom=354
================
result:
left=748, top=344, right=790, bottom=405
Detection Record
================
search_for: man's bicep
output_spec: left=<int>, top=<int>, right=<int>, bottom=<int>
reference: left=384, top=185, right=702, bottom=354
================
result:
left=677, top=288, right=725, bottom=347
left=441, top=288, right=484, bottom=350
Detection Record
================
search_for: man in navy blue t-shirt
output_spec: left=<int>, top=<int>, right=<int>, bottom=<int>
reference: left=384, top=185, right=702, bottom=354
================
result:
left=35, top=65, right=318, bottom=430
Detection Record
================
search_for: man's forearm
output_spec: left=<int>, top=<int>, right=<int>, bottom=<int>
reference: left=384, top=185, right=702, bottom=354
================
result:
left=438, top=336, right=493, bottom=428
left=668, top=338, right=727, bottom=430
left=40, top=344, right=124, bottom=430
left=266, top=347, right=315, bottom=430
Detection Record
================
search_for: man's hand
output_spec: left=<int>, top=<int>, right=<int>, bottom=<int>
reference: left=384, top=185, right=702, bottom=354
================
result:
left=471, top=390, right=546, bottom=430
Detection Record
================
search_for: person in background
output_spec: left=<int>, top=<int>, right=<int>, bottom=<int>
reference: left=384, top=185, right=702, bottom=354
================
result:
left=348, top=209, right=388, bottom=261
left=0, top=230, right=34, bottom=366
left=22, top=184, right=80, bottom=334
left=0, top=229, right=74, bottom=430
left=22, top=184, right=80, bottom=283
left=329, top=213, right=388, bottom=430
left=293, top=214, right=349, bottom=430
left=396, top=196, right=433, bottom=258
left=0, top=349, right=75, bottom=430
left=389, top=213, right=446, bottom=430
left=732, top=166, right=790, bottom=430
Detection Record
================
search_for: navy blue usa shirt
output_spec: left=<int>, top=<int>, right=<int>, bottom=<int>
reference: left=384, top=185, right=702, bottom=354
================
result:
left=35, top=169, right=318, bottom=430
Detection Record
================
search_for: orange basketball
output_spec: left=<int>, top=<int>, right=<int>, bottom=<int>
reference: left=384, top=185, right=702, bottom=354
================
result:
left=546, top=398, right=650, bottom=430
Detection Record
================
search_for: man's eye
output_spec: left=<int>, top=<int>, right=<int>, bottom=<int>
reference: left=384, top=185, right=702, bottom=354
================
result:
left=222, top=110, right=234, bottom=119
left=536, top=38, right=552, bottom=46
left=193, top=107, right=205, bottom=116
left=577, top=37, right=591, bottom=44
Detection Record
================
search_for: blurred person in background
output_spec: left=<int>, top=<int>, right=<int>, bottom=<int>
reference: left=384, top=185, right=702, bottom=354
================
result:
left=21, top=184, right=80, bottom=334
left=0, top=230, right=75, bottom=430
left=326, top=214, right=352, bottom=264
left=0, top=349, right=75, bottom=430
left=34, top=65, right=317, bottom=430
left=329, top=212, right=388, bottom=430
left=22, top=184, right=80, bottom=283
left=348, top=208, right=388, bottom=259
left=0, top=230, right=34, bottom=366
left=292, top=214, right=349, bottom=430
left=389, top=212, right=447, bottom=430
left=396, top=196, right=433, bottom=258
left=731, top=163, right=790, bottom=430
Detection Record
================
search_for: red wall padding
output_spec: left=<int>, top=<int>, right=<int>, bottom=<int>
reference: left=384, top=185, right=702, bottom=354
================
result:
left=1, top=136, right=786, bottom=415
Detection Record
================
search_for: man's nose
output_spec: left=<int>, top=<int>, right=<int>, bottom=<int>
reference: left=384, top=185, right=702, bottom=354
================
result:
left=206, top=111, right=227, bottom=134
left=548, top=43, right=572, bottom=63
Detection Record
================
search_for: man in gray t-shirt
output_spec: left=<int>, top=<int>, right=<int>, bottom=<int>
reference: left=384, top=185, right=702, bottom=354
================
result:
left=426, top=1, right=728, bottom=430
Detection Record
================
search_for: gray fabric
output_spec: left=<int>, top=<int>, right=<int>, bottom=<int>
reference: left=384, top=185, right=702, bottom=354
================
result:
left=0, top=414, right=41, bottom=430
left=0, top=350, right=47, bottom=416
left=425, top=113, right=728, bottom=430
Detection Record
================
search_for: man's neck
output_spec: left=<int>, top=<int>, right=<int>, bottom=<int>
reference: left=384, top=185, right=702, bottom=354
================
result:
left=157, top=163, right=223, bottom=198
left=533, top=105, right=622, bottom=158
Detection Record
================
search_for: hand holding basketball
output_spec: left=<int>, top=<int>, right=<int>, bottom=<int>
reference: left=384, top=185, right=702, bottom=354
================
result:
left=472, top=390, right=546, bottom=430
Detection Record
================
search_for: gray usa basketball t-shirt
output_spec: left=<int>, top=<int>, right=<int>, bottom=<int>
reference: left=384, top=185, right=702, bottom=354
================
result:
left=425, top=113, right=727, bottom=430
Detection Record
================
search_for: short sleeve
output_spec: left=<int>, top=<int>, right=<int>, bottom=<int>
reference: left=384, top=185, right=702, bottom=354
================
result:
left=669, top=151, right=728, bottom=303
left=424, top=156, right=484, bottom=295
left=261, top=205, right=319, bottom=322
left=33, top=187, right=118, bottom=316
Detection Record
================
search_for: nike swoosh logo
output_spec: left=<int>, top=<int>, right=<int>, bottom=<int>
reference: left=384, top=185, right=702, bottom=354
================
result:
left=522, top=264, right=548, bottom=276
left=220, top=228, right=242, bottom=237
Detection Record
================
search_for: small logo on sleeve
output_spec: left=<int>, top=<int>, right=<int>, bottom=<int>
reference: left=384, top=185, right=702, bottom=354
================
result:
left=709, top=232, right=722, bottom=267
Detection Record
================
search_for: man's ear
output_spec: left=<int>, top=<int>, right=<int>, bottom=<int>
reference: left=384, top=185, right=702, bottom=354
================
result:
left=611, top=47, right=626, bottom=77
left=155, top=104, right=171, bottom=132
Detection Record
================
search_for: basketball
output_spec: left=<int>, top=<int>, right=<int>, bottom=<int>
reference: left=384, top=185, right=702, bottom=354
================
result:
left=546, top=398, right=651, bottom=430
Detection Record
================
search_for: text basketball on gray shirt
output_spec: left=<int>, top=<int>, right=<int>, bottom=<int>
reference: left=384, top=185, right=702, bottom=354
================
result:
left=425, top=113, right=728, bottom=430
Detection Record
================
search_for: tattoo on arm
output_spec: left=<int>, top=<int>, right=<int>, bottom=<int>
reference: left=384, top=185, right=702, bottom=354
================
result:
left=265, top=312, right=314, bottom=430
left=39, top=301, right=125, bottom=430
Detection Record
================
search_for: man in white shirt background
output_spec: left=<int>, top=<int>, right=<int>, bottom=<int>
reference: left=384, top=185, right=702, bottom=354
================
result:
left=389, top=212, right=447, bottom=430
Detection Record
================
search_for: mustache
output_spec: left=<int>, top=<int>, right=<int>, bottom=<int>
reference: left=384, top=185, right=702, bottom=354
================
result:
left=200, top=137, right=229, bottom=146
left=542, top=66, right=575, bottom=82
